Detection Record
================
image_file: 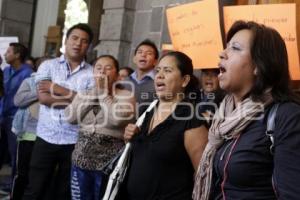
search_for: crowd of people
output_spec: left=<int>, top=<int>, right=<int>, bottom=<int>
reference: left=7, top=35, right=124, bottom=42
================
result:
left=0, top=20, right=299, bottom=200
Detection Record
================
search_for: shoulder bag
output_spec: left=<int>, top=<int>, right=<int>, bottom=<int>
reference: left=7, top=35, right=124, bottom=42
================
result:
left=102, top=99, right=158, bottom=200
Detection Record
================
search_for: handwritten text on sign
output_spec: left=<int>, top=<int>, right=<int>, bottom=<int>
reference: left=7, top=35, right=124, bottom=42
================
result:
left=166, top=0, right=223, bottom=69
left=223, top=4, right=300, bottom=80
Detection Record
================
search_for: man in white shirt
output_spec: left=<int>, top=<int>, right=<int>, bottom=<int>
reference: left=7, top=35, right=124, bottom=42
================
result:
left=23, top=23, right=94, bottom=200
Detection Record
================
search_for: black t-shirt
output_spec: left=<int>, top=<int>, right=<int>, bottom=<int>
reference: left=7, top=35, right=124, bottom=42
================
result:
left=123, top=101, right=206, bottom=200
left=210, top=102, right=300, bottom=200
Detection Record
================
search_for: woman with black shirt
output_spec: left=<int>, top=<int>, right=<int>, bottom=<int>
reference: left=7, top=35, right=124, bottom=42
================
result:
left=193, top=20, right=300, bottom=200
left=123, top=51, right=208, bottom=200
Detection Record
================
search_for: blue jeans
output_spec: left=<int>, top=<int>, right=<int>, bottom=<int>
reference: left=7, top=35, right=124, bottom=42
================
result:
left=71, top=165, right=104, bottom=200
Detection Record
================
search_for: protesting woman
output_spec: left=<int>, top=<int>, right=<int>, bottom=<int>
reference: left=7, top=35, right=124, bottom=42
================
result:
left=65, top=55, right=135, bottom=200
left=123, top=51, right=208, bottom=200
left=193, top=20, right=300, bottom=200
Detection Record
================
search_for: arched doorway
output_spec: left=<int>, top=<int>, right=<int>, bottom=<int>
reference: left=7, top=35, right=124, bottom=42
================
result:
left=60, top=0, right=88, bottom=53
left=31, top=0, right=103, bottom=60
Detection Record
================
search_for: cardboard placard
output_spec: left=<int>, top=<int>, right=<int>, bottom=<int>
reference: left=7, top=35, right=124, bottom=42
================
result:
left=161, top=43, right=174, bottom=51
left=166, top=0, right=223, bottom=69
left=223, top=4, right=300, bottom=80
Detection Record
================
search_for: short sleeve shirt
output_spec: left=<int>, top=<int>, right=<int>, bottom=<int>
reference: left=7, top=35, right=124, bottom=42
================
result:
left=124, top=101, right=206, bottom=200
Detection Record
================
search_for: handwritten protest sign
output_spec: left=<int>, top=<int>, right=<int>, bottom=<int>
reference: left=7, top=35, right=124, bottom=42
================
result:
left=0, top=37, right=19, bottom=69
left=223, top=4, right=300, bottom=80
left=161, top=43, right=174, bottom=55
left=161, top=44, right=174, bottom=51
left=166, top=0, right=223, bottom=69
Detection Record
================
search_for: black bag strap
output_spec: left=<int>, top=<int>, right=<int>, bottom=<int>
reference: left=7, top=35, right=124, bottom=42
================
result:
left=266, top=103, right=280, bottom=155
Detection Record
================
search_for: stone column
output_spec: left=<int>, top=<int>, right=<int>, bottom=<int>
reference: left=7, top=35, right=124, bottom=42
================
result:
left=0, top=0, right=34, bottom=46
left=31, top=0, right=59, bottom=57
left=86, top=0, right=103, bottom=46
left=94, top=0, right=136, bottom=67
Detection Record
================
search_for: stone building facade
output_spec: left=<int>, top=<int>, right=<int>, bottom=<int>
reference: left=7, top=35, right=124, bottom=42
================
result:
left=0, top=0, right=35, bottom=48
left=94, top=0, right=237, bottom=67
left=0, top=0, right=299, bottom=69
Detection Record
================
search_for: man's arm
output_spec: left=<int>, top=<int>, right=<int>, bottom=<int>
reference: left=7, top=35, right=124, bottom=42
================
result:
left=38, top=80, right=77, bottom=108
left=14, top=78, right=38, bottom=107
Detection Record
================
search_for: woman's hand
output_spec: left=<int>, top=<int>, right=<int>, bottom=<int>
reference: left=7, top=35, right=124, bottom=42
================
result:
left=95, top=74, right=108, bottom=91
left=124, top=123, right=140, bottom=143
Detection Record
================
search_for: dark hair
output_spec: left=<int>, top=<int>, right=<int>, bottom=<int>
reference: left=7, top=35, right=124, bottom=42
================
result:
left=25, top=56, right=36, bottom=71
left=94, top=55, right=119, bottom=72
left=201, top=68, right=219, bottom=75
left=9, top=43, right=28, bottom=62
left=119, top=66, right=134, bottom=75
left=26, top=56, right=35, bottom=62
left=227, top=20, right=298, bottom=103
left=66, top=23, right=93, bottom=44
left=134, top=39, right=159, bottom=59
left=25, top=56, right=35, bottom=65
left=159, top=51, right=199, bottom=101
left=34, top=56, right=53, bottom=71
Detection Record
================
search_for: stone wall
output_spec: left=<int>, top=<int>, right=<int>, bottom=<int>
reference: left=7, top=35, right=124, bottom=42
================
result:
left=31, top=0, right=59, bottom=57
left=95, top=0, right=196, bottom=68
left=94, top=0, right=136, bottom=66
left=0, top=0, right=35, bottom=47
left=95, top=0, right=236, bottom=68
left=130, top=0, right=236, bottom=64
